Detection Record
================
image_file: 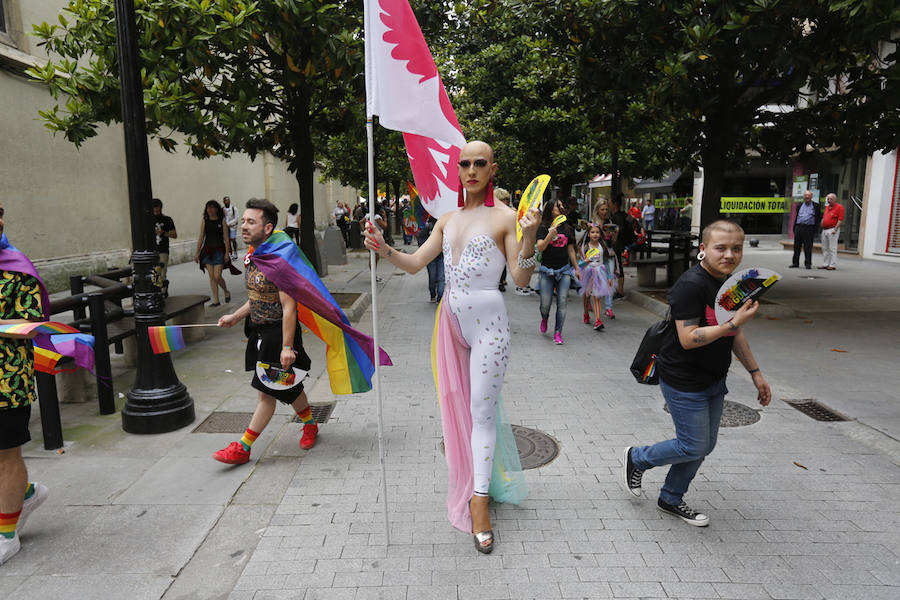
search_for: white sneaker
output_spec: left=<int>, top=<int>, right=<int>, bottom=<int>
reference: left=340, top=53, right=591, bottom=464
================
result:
left=514, top=287, right=530, bottom=296
left=0, top=535, right=21, bottom=566
left=18, top=482, right=49, bottom=534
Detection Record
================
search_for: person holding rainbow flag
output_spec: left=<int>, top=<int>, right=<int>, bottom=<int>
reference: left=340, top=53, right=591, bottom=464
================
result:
left=0, top=200, right=50, bottom=565
left=213, top=199, right=390, bottom=465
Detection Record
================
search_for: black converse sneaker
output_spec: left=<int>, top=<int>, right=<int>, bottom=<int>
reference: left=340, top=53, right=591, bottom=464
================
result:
left=622, top=446, right=644, bottom=497
left=657, top=498, right=710, bottom=527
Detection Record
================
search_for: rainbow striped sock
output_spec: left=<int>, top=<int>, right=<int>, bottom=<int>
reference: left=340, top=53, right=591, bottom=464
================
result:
left=295, top=406, right=315, bottom=426
left=238, top=428, right=260, bottom=452
left=24, top=483, right=35, bottom=501
left=0, top=510, right=21, bottom=540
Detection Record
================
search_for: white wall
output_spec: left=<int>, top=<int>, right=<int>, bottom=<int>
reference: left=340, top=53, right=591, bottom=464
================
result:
left=861, top=150, right=900, bottom=263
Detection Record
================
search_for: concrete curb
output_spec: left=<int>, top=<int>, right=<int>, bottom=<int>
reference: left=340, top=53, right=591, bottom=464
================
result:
left=345, top=291, right=371, bottom=322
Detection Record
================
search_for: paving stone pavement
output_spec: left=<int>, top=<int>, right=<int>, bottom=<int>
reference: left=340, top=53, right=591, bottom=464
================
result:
left=225, top=249, right=900, bottom=600
left=3, top=246, right=898, bottom=600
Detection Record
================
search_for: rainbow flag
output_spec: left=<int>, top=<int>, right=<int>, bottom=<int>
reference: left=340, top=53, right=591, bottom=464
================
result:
left=34, top=347, right=64, bottom=374
left=249, top=231, right=392, bottom=394
left=148, top=326, right=187, bottom=354
left=0, top=321, right=80, bottom=336
left=34, top=333, right=95, bottom=373
left=408, top=181, right=427, bottom=230
left=0, top=234, right=95, bottom=374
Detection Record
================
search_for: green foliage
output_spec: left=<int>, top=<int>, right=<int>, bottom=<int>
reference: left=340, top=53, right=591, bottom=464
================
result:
left=29, top=0, right=363, bottom=271
left=29, top=0, right=362, bottom=168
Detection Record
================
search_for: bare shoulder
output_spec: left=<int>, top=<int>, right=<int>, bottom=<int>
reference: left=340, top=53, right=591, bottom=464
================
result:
left=435, top=210, right=457, bottom=231
left=492, top=202, right=516, bottom=228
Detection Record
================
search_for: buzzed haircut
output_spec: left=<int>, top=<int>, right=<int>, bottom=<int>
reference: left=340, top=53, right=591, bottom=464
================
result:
left=246, top=198, right=279, bottom=229
left=701, top=219, right=744, bottom=244
left=152, top=198, right=163, bottom=209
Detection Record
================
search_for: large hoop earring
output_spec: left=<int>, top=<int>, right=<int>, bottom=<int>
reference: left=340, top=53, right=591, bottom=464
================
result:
left=484, top=179, right=494, bottom=207
left=696, top=250, right=706, bottom=261
left=457, top=178, right=465, bottom=207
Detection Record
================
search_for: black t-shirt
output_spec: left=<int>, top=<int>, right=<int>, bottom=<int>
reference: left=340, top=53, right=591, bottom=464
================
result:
left=657, top=264, right=735, bottom=391
left=610, top=210, right=636, bottom=252
left=537, top=223, right=575, bottom=269
left=154, top=214, right=176, bottom=253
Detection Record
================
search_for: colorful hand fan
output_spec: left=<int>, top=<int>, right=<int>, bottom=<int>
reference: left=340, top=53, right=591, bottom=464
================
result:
left=585, top=247, right=600, bottom=260
left=551, top=215, right=567, bottom=228
left=516, top=174, right=551, bottom=241
left=255, top=362, right=309, bottom=391
left=714, top=267, right=781, bottom=325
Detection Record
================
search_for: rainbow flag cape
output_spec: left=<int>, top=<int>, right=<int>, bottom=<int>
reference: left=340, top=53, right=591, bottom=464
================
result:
left=249, top=231, right=392, bottom=394
left=0, top=234, right=95, bottom=374
left=148, top=326, right=187, bottom=354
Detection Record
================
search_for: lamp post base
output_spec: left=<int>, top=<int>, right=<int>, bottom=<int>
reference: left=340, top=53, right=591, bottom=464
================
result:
left=121, top=384, right=195, bottom=434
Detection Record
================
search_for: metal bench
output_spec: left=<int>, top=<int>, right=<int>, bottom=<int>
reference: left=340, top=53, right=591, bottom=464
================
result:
left=34, top=268, right=208, bottom=449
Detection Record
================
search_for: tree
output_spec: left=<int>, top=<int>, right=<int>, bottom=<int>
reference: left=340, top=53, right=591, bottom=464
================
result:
left=29, top=0, right=363, bottom=273
left=589, top=0, right=900, bottom=227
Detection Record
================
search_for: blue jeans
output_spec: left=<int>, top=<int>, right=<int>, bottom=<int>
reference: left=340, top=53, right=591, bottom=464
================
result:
left=631, top=378, right=727, bottom=505
left=427, top=253, right=445, bottom=299
left=538, top=265, right=573, bottom=334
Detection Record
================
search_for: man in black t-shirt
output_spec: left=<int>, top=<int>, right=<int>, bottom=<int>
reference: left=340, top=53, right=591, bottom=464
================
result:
left=609, top=196, right=639, bottom=298
left=622, top=220, right=771, bottom=527
left=152, top=199, right=177, bottom=296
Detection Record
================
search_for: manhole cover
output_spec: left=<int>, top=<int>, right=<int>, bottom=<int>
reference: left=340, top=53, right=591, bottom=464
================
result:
left=783, top=399, right=850, bottom=422
left=664, top=400, right=760, bottom=427
left=439, top=425, right=560, bottom=470
left=290, top=402, right=336, bottom=424
left=194, top=411, right=253, bottom=433
left=195, top=404, right=336, bottom=433
left=512, top=425, right=560, bottom=469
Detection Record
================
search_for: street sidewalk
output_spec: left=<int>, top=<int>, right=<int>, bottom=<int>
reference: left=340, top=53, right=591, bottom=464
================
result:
left=1, top=244, right=898, bottom=600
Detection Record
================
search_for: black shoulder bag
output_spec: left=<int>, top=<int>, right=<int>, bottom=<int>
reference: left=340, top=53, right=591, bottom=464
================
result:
left=629, top=310, right=672, bottom=385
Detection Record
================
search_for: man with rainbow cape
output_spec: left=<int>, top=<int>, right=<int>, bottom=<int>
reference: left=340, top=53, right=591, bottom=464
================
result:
left=213, top=199, right=391, bottom=465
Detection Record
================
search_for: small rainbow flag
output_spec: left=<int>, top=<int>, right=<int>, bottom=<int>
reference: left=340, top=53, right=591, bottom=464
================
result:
left=148, top=326, right=187, bottom=354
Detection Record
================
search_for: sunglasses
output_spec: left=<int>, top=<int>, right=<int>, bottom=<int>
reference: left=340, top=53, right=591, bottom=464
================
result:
left=458, top=159, right=489, bottom=169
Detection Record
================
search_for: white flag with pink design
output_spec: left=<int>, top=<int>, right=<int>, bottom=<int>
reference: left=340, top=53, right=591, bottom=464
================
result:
left=364, top=0, right=466, bottom=218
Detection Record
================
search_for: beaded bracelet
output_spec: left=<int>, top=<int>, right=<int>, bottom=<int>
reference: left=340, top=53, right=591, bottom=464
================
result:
left=517, top=252, right=537, bottom=270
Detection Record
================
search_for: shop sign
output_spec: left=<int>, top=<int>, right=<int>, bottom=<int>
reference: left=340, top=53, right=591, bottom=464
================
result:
left=654, top=197, right=689, bottom=208
left=720, top=197, right=786, bottom=213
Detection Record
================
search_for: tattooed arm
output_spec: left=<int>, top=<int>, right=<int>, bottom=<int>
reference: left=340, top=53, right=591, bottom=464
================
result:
left=675, top=300, right=760, bottom=349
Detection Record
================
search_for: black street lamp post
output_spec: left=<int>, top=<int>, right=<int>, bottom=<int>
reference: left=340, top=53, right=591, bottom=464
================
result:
left=114, top=0, right=195, bottom=433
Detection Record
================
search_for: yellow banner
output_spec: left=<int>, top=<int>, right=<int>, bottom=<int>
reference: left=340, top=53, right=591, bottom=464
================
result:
left=720, top=197, right=786, bottom=213
left=655, top=197, right=689, bottom=208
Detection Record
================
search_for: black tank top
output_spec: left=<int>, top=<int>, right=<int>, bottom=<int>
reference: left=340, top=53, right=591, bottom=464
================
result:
left=204, top=218, right=225, bottom=249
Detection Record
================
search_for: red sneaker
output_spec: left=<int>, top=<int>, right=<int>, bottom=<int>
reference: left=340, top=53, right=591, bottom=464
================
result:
left=583, top=312, right=590, bottom=324
left=300, top=423, right=319, bottom=449
left=213, top=441, right=250, bottom=465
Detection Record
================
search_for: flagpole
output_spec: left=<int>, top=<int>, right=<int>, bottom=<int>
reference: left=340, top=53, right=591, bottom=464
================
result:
left=367, top=117, right=391, bottom=546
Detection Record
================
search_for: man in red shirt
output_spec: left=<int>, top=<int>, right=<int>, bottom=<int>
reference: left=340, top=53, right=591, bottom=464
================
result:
left=819, top=193, right=844, bottom=270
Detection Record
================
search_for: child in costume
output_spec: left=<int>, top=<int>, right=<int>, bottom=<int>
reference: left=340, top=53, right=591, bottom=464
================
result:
left=579, top=223, right=616, bottom=330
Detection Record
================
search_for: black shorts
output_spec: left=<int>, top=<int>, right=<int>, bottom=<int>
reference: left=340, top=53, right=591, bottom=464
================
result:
left=244, top=320, right=311, bottom=404
left=0, top=404, right=32, bottom=450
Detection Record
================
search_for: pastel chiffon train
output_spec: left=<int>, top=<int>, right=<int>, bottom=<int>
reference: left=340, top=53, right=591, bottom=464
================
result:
left=433, top=300, right=528, bottom=533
